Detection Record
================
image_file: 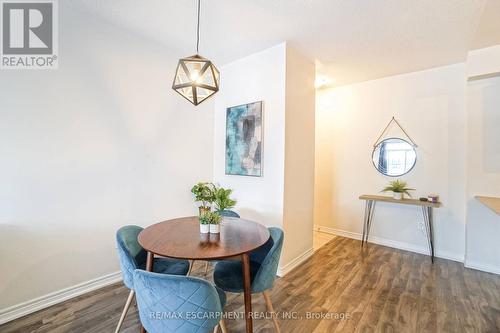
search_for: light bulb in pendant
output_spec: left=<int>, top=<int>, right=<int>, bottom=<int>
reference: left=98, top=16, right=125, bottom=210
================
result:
left=190, top=70, right=203, bottom=84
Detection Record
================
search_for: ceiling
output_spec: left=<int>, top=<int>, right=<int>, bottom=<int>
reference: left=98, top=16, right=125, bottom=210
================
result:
left=471, top=0, right=500, bottom=50
left=70, top=0, right=500, bottom=87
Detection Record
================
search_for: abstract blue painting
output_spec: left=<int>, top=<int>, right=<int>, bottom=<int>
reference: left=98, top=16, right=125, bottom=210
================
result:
left=225, top=101, right=263, bottom=176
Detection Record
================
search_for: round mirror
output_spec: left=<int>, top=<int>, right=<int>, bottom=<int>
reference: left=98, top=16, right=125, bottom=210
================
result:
left=372, top=138, right=416, bottom=177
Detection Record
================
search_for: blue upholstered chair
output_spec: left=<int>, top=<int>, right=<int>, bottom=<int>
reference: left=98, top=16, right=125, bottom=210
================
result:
left=115, top=225, right=190, bottom=333
left=213, top=227, right=284, bottom=332
left=218, top=210, right=240, bottom=218
left=133, top=270, right=227, bottom=333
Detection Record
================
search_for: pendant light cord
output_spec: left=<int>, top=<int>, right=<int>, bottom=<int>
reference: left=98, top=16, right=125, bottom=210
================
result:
left=196, top=0, right=201, bottom=54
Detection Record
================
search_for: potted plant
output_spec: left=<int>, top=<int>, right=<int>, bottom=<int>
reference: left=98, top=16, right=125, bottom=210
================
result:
left=198, top=211, right=211, bottom=233
left=214, top=187, right=237, bottom=212
left=208, top=212, right=222, bottom=234
left=199, top=211, right=222, bottom=233
left=381, top=180, right=414, bottom=200
left=191, top=182, right=216, bottom=215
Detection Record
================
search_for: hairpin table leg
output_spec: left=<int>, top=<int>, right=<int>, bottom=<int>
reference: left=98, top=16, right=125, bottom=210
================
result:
left=421, top=206, right=435, bottom=263
left=362, top=200, right=376, bottom=246
left=362, top=200, right=369, bottom=246
left=366, top=201, right=376, bottom=243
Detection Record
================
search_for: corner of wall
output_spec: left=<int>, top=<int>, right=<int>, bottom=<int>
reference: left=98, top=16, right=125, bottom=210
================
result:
left=467, top=45, right=500, bottom=80
left=281, top=45, right=316, bottom=266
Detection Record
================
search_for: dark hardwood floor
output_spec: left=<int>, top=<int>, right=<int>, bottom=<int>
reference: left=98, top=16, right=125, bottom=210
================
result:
left=2, top=236, right=500, bottom=332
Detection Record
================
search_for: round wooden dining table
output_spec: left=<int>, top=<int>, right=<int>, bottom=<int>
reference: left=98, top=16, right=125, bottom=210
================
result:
left=138, top=216, right=270, bottom=333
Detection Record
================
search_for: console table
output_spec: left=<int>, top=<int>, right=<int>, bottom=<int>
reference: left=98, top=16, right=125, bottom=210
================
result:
left=475, top=196, right=500, bottom=215
left=359, top=195, right=441, bottom=262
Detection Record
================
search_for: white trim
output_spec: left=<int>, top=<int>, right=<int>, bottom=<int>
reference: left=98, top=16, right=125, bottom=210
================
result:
left=277, top=247, right=314, bottom=277
left=314, top=225, right=464, bottom=263
left=0, top=271, right=122, bottom=325
left=314, top=225, right=342, bottom=235
left=464, top=261, right=500, bottom=275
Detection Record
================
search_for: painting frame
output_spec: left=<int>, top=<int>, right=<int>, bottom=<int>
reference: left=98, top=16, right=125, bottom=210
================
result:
left=225, top=101, right=264, bottom=177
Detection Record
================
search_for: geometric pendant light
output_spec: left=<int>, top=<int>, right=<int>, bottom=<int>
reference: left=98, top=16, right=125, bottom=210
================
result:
left=172, top=0, right=220, bottom=106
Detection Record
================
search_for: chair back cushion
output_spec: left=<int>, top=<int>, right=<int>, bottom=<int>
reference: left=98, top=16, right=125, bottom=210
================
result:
left=133, top=270, right=223, bottom=333
left=251, top=227, right=284, bottom=293
left=116, top=225, right=147, bottom=289
left=250, top=235, right=274, bottom=265
left=218, top=210, right=240, bottom=218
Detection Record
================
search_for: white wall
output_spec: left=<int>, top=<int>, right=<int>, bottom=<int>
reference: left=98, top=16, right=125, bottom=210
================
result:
left=464, top=45, right=500, bottom=274
left=465, top=76, right=500, bottom=274
left=467, top=45, right=500, bottom=79
left=282, top=46, right=315, bottom=265
left=315, top=64, right=467, bottom=261
left=0, top=5, right=214, bottom=312
left=213, top=43, right=287, bottom=228
left=213, top=43, right=315, bottom=270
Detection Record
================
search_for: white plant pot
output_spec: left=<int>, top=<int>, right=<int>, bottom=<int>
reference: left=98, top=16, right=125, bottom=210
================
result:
left=393, top=192, right=403, bottom=200
left=200, top=224, right=210, bottom=234
left=209, top=224, right=220, bottom=234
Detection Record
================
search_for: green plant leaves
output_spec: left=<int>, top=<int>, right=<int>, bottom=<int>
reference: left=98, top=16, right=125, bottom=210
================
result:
left=191, top=182, right=237, bottom=211
left=199, top=211, right=222, bottom=225
left=380, top=180, right=415, bottom=197
left=191, top=182, right=216, bottom=206
left=214, top=187, right=237, bottom=211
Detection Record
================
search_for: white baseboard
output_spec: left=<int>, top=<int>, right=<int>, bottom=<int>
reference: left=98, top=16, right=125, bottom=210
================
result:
left=314, top=225, right=464, bottom=263
left=0, top=271, right=122, bottom=325
left=465, top=261, right=500, bottom=275
left=277, top=247, right=314, bottom=277
left=314, top=225, right=344, bottom=236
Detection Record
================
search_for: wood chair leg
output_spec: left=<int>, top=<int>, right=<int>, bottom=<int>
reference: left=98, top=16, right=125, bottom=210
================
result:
left=204, top=261, right=210, bottom=276
left=115, top=290, right=135, bottom=333
left=219, top=318, right=228, bottom=333
left=263, top=290, right=281, bottom=333
left=187, top=260, right=194, bottom=276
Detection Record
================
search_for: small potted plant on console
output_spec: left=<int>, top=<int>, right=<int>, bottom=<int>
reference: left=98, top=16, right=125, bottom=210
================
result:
left=382, top=180, right=414, bottom=200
